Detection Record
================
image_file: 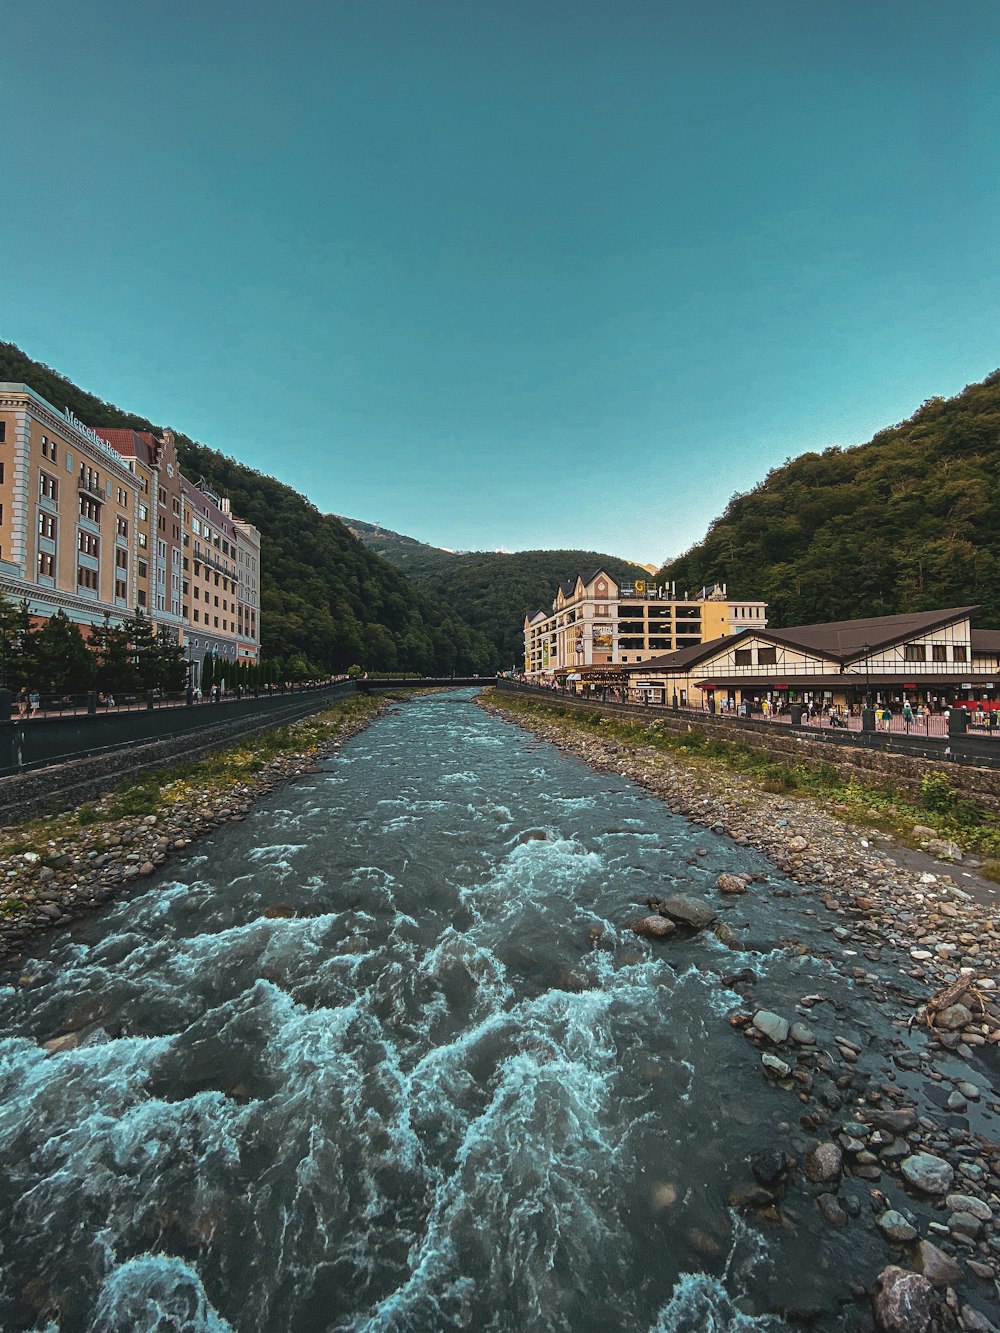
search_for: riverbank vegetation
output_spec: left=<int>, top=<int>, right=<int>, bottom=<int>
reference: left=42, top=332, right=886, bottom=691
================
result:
left=1, top=695, right=383, bottom=867
left=491, top=691, right=1000, bottom=867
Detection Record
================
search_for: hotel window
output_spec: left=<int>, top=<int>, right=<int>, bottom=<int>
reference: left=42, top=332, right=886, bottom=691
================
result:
left=138, top=590, right=147, bottom=607
left=0, top=421, right=5, bottom=441
left=38, top=512, right=57, bottom=539
left=953, top=645, right=968, bottom=662
left=138, top=559, right=147, bottom=578
left=41, top=435, right=57, bottom=461
left=904, top=643, right=926, bottom=662
left=117, top=516, right=129, bottom=538
left=80, top=463, right=101, bottom=492
left=0, top=462, right=4, bottom=483
left=77, top=566, right=99, bottom=590
left=115, top=548, right=128, bottom=570
left=38, top=552, right=55, bottom=578
left=193, top=609, right=200, bottom=622
left=734, top=649, right=752, bottom=666
left=78, top=531, right=100, bottom=557
left=757, top=647, right=777, bottom=665
left=158, top=486, right=166, bottom=504
left=115, top=579, right=127, bottom=599
left=80, top=496, right=101, bottom=522
left=40, top=472, right=58, bottom=501
left=138, top=502, right=148, bottom=521
left=932, top=644, right=948, bottom=662
left=158, top=515, right=165, bottom=532
left=138, top=532, right=147, bottom=549
left=117, top=487, right=128, bottom=506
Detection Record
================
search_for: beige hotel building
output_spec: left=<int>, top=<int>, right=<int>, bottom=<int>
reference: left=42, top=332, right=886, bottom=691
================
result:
left=523, top=568, right=767, bottom=678
left=0, top=384, right=260, bottom=685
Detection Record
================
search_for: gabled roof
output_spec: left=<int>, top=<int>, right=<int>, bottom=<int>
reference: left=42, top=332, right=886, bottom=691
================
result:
left=578, top=567, right=617, bottom=590
left=771, top=606, right=980, bottom=662
left=624, top=606, right=986, bottom=676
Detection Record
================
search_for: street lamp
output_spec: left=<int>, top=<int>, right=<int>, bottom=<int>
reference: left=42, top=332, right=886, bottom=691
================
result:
left=861, top=642, right=872, bottom=708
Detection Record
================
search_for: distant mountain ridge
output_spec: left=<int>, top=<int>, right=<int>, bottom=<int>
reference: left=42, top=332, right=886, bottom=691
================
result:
left=339, top=517, right=651, bottom=666
left=659, top=370, right=1000, bottom=629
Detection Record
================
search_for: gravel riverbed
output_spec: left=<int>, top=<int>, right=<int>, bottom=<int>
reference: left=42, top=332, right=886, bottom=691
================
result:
left=481, top=692, right=1000, bottom=1333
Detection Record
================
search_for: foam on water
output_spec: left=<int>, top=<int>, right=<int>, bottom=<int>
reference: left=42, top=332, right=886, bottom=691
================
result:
left=0, top=691, right=893, bottom=1331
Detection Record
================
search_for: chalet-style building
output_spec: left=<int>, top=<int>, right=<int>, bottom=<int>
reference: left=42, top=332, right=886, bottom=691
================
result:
left=621, top=606, right=1000, bottom=711
left=523, top=568, right=766, bottom=679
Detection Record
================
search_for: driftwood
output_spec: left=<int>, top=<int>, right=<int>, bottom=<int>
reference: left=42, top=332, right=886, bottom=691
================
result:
left=922, top=977, right=987, bottom=1032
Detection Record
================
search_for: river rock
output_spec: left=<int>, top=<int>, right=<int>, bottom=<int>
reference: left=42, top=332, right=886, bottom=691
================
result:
left=945, top=1193, right=992, bottom=1221
left=789, top=1022, right=817, bottom=1045
left=877, top=1211, right=918, bottom=1244
left=873, top=1266, right=938, bottom=1333
left=913, top=1239, right=962, bottom=1288
left=900, top=1153, right=954, bottom=1195
left=717, top=873, right=747, bottom=895
left=631, top=915, right=676, bottom=940
left=959, top=1306, right=997, bottom=1333
left=752, top=1010, right=789, bottom=1043
left=761, top=1052, right=791, bottom=1077
left=935, top=1003, right=973, bottom=1031
left=804, top=1141, right=843, bottom=1184
left=750, top=1149, right=788, bottom=1186
left=657, top=896, right=717, bottom=929
left=871, top=1107, right=918, bottom=1134
left=816, top=1193, right=848, bottom=1227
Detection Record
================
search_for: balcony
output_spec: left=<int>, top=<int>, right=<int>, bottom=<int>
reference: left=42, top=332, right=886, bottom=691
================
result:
left=77, top=476, right=105, bottom=503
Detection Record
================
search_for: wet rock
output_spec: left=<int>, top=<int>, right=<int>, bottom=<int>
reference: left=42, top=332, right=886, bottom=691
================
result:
left=789, top=1022, right=817, bottom=1045
left=42, top=1032, right=83, bottom=1054
left=877, top=1211, right=918, bottom=1244
left=945, top=1193, right=992, bottom=1221
left=752, top=1010, right=789, bottom=1043
left=657, top=896, right=717, bottom=929
left=871, top=1107, right=918, bottom=1134
left=761, top=1052, right=791, bottom=1078
left=804, top=1141, right=843, bottom=1184
left=959, top=1306, right=996, bottom=1333
left=935, top=1003, right=973, bottom=1031
left=138, top=861, right=155, bottom=876
left=816, top=1193, right=848, bottom=1227
left=630, top=915, right=676, bottom=940
left=717, top=873, right=747, bottom=895
left=872, top=1265, right=938, bottom=1333
left=913, top=1239, right=962, bottom=1288
left=900, top=1153, right=954, bottom=1196
left=727, top=1183, right=776, bottom=1210
left=750, top=1149, right=788, bottom=1186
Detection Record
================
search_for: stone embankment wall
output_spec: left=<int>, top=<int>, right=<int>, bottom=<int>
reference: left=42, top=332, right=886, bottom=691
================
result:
left=496, top=683, right=1000, bottom=815
left=0, top=688, right=354, bottom=826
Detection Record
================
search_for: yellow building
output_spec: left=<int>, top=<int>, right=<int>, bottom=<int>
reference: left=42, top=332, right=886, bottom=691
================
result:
left=523, top=569, right=766, bottom=679
left=0, top=386, right=141, bottom=629
left=0, top=383, right=261, bottom=685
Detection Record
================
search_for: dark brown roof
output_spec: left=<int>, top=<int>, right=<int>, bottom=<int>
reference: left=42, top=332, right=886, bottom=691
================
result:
left=769, top=607, right=981, bottom=662
left=624, top=607, right=987, bottom=676
left=94, top=427, right=159, bottom=466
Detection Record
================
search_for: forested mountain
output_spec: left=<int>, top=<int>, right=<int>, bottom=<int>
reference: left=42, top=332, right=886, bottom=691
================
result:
left=338, top=518, right=462, bottom=574
left=339, top=522, right=651, bottom=666
left=0, top=343, right=494, bottom=674
left=659, top=370, right=1000, bottom=628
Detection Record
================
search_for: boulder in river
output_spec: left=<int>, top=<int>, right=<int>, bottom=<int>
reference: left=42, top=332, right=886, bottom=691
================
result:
left=717, top=873, right=747, bottom=895
left=656, top=896, right=717, bottom=929
left=630, top=915, right=676, bottom=940
left=912, top=1239, right=962, bottom=1288
left=872, top=1266, right=939, bottom=1333
left=900, top=1152, right=954, bottom=1196
left=752, top=1010, right=789, bottom=1043
left=803, top=1141, right=843, bottom=1184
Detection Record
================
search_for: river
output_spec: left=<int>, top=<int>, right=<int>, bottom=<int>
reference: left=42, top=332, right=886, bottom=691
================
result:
left=0, top=690, right=984, bottom=1331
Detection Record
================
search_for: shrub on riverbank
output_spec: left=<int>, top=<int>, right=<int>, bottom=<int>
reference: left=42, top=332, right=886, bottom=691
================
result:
left=492, top=692, right=1000, bottom=861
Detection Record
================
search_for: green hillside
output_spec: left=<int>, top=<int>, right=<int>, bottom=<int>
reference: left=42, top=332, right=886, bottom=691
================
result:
left=0, top=343, right=495, bottom=675
left=339, top=520, right=651, bottom=667
left=659, top=371, right=1000, bottom=628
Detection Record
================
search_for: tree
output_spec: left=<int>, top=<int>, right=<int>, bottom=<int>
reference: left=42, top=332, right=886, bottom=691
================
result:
left=92, top=613, right=138, bottom=693
left=34, top=611, right=96, bottom=694
left=154, top=626, right=188, bottom=691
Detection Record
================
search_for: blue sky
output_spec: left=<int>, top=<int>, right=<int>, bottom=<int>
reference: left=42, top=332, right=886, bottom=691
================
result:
left=3, top=0, right=998, bottom=566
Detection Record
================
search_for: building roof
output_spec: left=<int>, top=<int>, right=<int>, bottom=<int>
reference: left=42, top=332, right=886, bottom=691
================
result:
left=767, top=607, right=981, bottom=662
left=94, top=427, right=159, bottom=467
left=972, top=629, right=1000, bottom=655
left=624, top=607, right=987, bottom=676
